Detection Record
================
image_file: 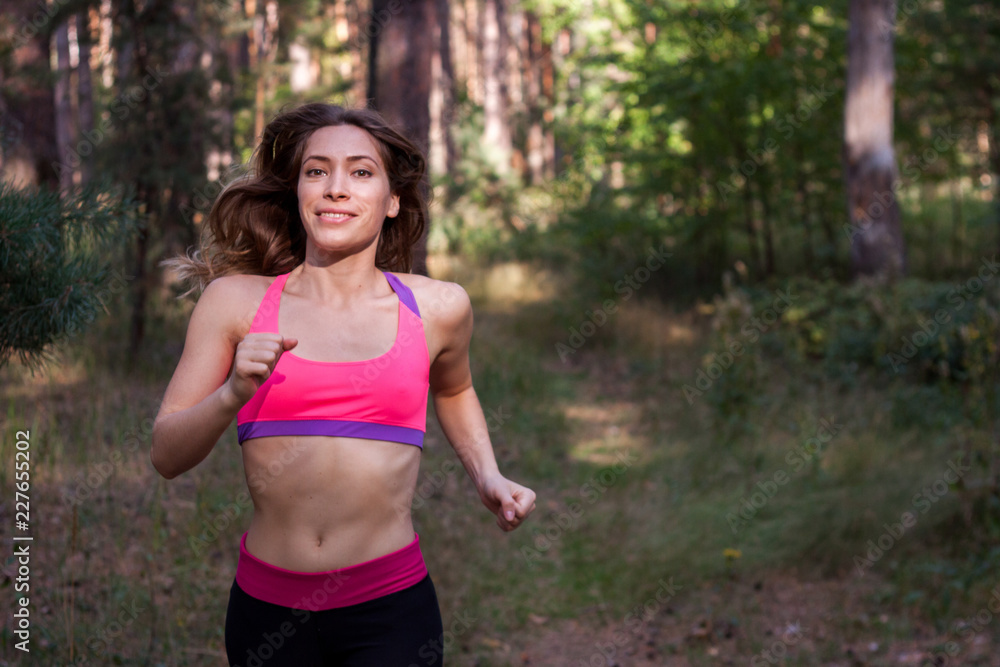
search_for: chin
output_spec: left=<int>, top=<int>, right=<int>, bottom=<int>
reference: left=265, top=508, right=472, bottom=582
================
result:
left=310, top=235, right=379, bottom=258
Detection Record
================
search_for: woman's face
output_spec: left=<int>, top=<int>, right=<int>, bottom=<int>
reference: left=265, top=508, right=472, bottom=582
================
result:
left=296, top=124, right=400, bottom=261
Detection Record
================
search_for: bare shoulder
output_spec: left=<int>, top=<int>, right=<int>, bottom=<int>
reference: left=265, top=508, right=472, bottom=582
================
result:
left=195, top=273, right=276, bottom=342
left=389, top=272, right=472, bottom=326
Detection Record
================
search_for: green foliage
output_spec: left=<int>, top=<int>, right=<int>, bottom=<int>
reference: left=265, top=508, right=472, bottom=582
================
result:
left=728, top=276, right=1000, bottom=387
left=443, top=0, right=998, bottom=305
left=542, top=188, right=675, bottom=298
left=696, top=282, right=768, bottom=448
left=702, top=275, right=1000, bottom=427
left=0, top=182, right=139, bottom=371
left=702, top=276, right=1000, bottom=553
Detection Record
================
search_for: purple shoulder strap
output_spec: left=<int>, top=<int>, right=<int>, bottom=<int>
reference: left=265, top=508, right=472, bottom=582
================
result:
left=384, top=272, right=421, bottom=318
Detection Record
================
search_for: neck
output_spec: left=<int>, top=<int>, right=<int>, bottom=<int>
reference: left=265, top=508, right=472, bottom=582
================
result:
left=291, top=254, right=388, bottom=305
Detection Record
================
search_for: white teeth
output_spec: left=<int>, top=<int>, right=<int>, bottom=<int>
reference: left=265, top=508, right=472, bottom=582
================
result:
left=319, top=213, right=352, bottom=219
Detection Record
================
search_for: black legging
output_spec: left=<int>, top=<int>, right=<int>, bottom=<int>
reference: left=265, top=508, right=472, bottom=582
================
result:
left=225, top=574, right=444, bottom=666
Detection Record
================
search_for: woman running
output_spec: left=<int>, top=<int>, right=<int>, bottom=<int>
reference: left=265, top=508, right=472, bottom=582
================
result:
left=151, top=102, right=537, bottom=666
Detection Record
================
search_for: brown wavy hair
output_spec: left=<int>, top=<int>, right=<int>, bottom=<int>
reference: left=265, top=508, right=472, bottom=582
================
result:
left=162, top=103, right=428, bottom=295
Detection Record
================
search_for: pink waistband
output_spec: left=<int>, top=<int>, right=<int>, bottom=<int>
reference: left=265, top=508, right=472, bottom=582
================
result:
left=235, top=532, right=428, bottom=610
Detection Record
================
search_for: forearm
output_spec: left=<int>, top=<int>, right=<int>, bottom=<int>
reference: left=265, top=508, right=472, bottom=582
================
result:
left=433, top=386, right=502, bottom=493
left=151, top=383, right=242, bottom=479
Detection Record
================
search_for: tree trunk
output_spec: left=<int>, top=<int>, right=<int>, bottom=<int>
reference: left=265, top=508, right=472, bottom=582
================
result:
left=0, top=0, right=59, bottom=188
left=368, top=0, right=435, bottom=275
left=130, top=191, right=150, bottom=363
left=949, top=179, right=964, bottom=270
left=452, top=0, right=468, bottom=98
left=507, top=9, right=525, bottom=177
left=463, top=0, right=480, bottom=105
left=844, top=0, right=906, bottom=279
left=348, top=0, right=370, bottom=104
left=436, top=0, right=457, bottom=176
left=525, top=11, right=545, bottom=184
left=246, top=0, right=265, bottom=141
left=795, top=143, right=816, bottom=269
left=429, top=0, right=445, bottom=175
left=481, top=0, right=510, bottom=172
left=331, top=0, right=351, bottom=91
left=263, top=1, right=278, bottom=113
left=741, top=178, right=760, bottom=279
left=539, top=21, right=555, bottom=180
left=98, top=0, right=114, bottom=86
left=116, top=0, right=154, bottom=363
left=77, top=11, right=95, bottom=185
left=988, top=101, right=1000, bottom=257
left=0, top=65, right=6, bottom=175
left=759, top=180, right=777, bottom=277
left=54, top=20, right=75, bottom=191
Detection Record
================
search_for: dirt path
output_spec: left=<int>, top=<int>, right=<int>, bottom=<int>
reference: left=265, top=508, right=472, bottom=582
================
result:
left=476, top=571, right=998, bottom=666
left=471, top=346, right=1000, bottom=667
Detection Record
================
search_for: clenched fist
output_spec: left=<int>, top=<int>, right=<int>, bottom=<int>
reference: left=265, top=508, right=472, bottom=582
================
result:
left=225, top=333, right=298, bottom=407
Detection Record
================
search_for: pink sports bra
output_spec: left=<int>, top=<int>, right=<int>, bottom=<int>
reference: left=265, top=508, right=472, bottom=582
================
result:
left=235, top=271, right=430, bottom=448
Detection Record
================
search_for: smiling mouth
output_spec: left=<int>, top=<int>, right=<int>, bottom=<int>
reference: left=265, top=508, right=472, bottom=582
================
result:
left=318, top=212, right=355, bottom=220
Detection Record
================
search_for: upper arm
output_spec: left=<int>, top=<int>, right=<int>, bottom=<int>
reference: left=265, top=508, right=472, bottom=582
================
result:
left=154, top=275, right=252, bottom=421
left=422, top=281, right=474, bottom=398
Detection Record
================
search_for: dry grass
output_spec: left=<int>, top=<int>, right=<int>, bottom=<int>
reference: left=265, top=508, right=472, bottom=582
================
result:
left=2, top=260, right=998, bottom=666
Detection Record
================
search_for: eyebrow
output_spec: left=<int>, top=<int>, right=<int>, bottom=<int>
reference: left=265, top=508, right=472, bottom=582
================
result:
left=302, top=154, right=379, bottom=165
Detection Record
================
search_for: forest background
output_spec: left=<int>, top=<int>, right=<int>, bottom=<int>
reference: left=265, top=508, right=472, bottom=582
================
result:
left=1, top=0, right=1000, bottom=665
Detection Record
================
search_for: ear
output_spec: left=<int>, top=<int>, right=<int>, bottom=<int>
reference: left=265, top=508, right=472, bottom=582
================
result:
left=387, top=193, right=400, bottom=219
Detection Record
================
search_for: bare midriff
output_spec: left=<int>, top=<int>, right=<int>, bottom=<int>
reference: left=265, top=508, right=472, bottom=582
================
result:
left=240, top=434, right=421, bottom=572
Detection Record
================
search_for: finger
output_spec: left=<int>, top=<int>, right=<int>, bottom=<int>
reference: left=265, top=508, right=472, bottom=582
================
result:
left=239, top=361, right=272, bottom=379
left=499, top=493, right=517, bottom=523
left=246, top=332, right=285, bottom=344
left=500, top=506, right=526, bottom=531
left=512, top=489, right=536, bottom=517
left=256, top=337, right=290, bottom=355
left=240, top=337, right=280, bottom=353
left=517, top=500, right=536, bottom=521
left=496, top=515, right=515, bottom=532
left=240, top=347, right=282, bottom=367
left=242, top=338, right=281, bottom=354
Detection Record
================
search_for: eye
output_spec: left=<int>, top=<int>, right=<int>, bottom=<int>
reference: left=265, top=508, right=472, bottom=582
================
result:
left=354, top=168, right=373, bottom=177
left=305, top=167, right=326, bottom=176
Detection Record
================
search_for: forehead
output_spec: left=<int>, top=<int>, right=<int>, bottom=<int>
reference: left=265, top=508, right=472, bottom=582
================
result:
left=303, top=124, right=386, bottom=166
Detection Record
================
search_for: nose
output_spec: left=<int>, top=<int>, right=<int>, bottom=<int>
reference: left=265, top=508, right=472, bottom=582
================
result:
left=324, top=169, right=349, bottom=200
